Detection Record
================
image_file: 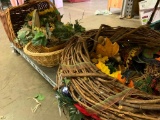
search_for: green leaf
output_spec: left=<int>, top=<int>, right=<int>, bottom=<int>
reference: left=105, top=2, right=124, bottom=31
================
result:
left=141, top=85, right=147, bottom=92
left=70, top=112, right=84, bottom=120
left=26, top=31, right=30, bottom=36
left=74, top=20, right=85, bottom=33
left=53, top=21, right=75, bottom=40
left=134, top=80, right=143, bottom=88
left=35, top=94, right=45, bottom=101
left=55, top=9, right=60, bottom=15
left=146, top=76, right=152, bottom=85
left=32, top=31, right=47, bottom=46
left=27, top=36, right=33, bottom=40
left=34, top=31, right=45, bottom=38
left=147, top=87, right=153, bottom=94
left=64, top=78, right=70, bottom=86
left=142, top=48, right=159, bottom=58
left=18, top=31, right=26, bottom=39
left=108, top=64, right=116, bottom=74
left=22, top=39, right=30, bottom=45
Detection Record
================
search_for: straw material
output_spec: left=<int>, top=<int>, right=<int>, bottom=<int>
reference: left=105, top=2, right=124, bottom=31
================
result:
left=23, top=42, right=64, bottom=67
left=56, top=25, right=160, bottom=120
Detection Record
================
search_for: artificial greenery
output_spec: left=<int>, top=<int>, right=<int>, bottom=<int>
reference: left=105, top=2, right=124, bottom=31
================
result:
left=53, top=21, right=74, bottom=40
left=134, top=75, right=153, bottom=94
left=15, top=27, right=34, bottom=46
left=142, top=48, right=160, bottom=59
left=53, top=20, right=85, bottom=40
left=63, top=78, right=71, bottom=86
left=16, top=8, right=86, bottom=47
left=39, top=9, right=60, bottom=27
left=74, top=20, right=85, bottom=33
left=56, top=90, right=84, bottom=120
left=105, top=58, right=118, bottom=74
left=35, top=94, right=45, bottom=101
left=32, top=31, right=47, bottom=46
left=26, top=8, right=60, bottom=27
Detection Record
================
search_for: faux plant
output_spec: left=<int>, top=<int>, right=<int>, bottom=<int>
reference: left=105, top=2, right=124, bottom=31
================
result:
left=32, top=30, right=47, bottom=46
left=53, top=20, right=85, bottom=41
left=26, top=8, right=60, bottom=27
left=16, top=8, right=86, bottom=47
left=74, top=20, right=86, bottom=33
left=96, top=37, right=119, bottom=57
left=15, top=27, right=33, bottom=46
left=134, top=76, right=153, bottom=94
left=52, top=21, right=74, bottom=40
left=56, top=90, right=84, bottom=120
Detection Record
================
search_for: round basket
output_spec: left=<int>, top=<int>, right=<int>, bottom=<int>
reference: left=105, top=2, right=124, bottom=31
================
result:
left=23, top=42, right=65, bottom=67
left=56, top=25, right=160, bottom=120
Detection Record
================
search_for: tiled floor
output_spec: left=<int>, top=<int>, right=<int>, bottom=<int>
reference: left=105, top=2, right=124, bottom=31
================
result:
left=0, top=0, right=141, bottom=120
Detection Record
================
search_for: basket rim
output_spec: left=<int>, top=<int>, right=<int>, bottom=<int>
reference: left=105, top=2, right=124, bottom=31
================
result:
left=23, top=42, right=64, bottom=57
left=6, top=0, right=58, bottom=11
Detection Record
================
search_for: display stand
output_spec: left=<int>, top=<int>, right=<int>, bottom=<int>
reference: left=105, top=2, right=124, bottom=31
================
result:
left=12, top=43, right=58, bottom=87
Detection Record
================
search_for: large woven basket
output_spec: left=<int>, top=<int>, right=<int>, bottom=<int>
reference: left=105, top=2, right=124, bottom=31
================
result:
left=0, top=0, right=60, bottom=48
left=23, top=42, right=65, bottom=67
left=56, top=25, right=160, bottom=120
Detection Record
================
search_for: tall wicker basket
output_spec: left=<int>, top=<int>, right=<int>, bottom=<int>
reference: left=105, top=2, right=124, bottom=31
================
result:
left=0, top=0, right=60, bottom=48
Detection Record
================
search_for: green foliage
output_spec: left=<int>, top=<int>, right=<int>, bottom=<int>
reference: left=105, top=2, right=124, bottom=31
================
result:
left=53, top=20, right=85, bottom=40
left=106, top=62, right=116, bottom=74
left=56, top=91, right=84, bottom=120
left=142, top=48, right=159, bottom=58
left=15, top=27, right=33, bottom=46
left=39, top=10, right=60, bottom=26
left=74, top=20, right=85, bottom=33
left=35, top=94, right=45, bottom=101
left=32, top=31, right=47, bottom=46
left=105, top=58, right=118, bottom=74
left=134, top=75, right=153, bottom=94
left=19, top=9, right=86, bottom=46
left=45, top=23, right=52, bottom=39
left=70, top=110, right=84, bottom=120
left=53, top=21, right=74, bottom=40
left=63, top=78, right=71, bottom=86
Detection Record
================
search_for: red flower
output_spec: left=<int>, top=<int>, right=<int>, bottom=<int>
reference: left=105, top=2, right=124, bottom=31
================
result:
left=74, top=103, right=101, bottom=120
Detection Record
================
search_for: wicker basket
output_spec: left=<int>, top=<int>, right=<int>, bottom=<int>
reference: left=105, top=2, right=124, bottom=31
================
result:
left=23, top=42, right=65, bottom=67
left=56, top=25, right=160, bottom=120
left=0, top=0, right=60, bottom=48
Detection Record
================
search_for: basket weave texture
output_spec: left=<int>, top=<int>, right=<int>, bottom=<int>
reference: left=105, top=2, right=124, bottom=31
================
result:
left=0, top=0, right=60, bottom=48
left=23, top=42, right=65, bottom=67
left=56, top=25, right=160, bottom=120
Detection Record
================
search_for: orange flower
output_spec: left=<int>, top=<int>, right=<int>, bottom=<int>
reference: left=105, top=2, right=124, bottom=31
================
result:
left=117, top=73, right=134, bottom=88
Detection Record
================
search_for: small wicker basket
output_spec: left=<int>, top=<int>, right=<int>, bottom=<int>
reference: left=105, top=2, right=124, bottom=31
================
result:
left=23, top=42, right=65, bottom=67
left=0, top=0, right=60, bottom=48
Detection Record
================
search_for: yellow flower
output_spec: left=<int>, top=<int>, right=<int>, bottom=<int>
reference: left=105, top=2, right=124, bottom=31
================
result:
left=96, top=61, right=120, bottom=78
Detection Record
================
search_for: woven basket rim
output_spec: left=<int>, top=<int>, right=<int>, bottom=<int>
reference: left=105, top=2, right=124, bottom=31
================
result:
left=23, top=42, right=64, bottom=57
left=6, top=0, right=56, bottom=11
